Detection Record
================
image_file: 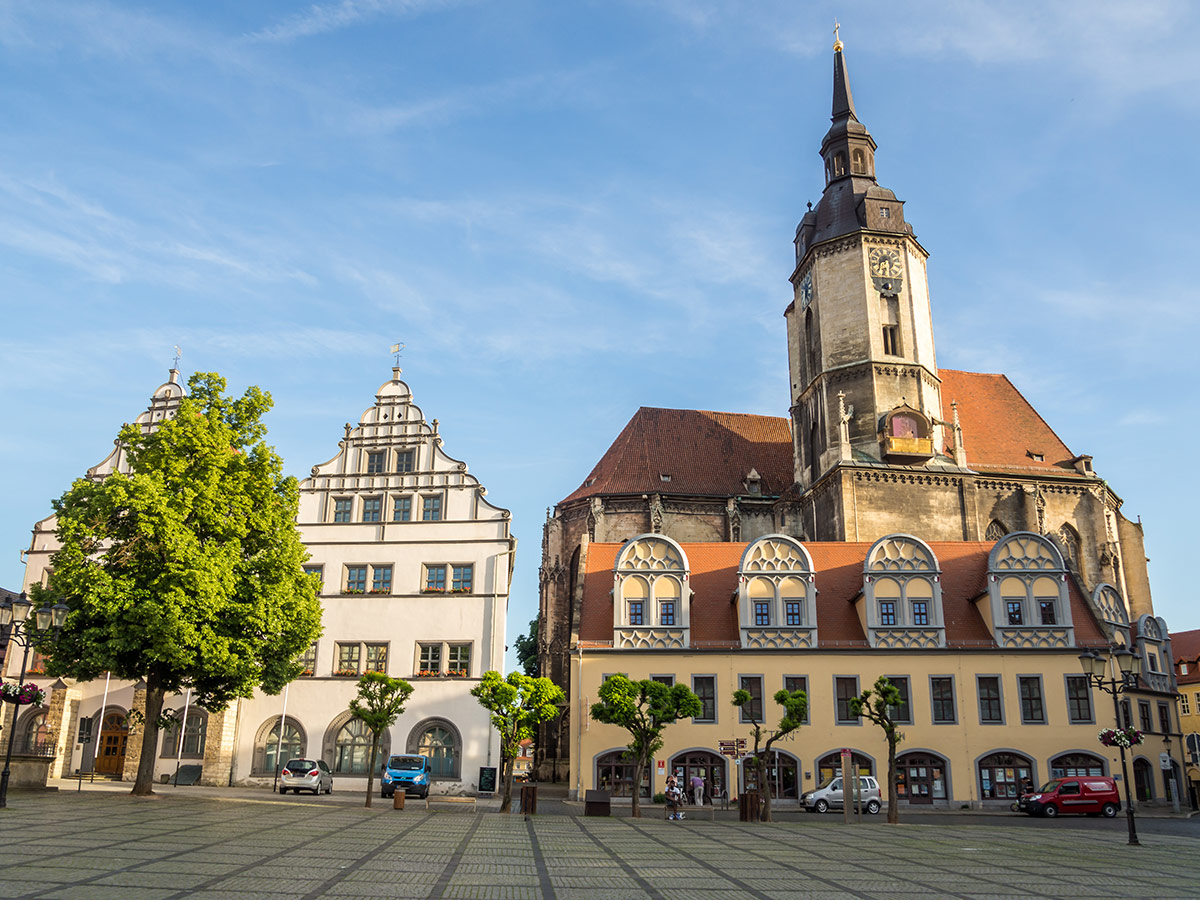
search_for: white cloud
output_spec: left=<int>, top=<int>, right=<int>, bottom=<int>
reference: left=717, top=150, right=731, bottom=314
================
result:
left=247, top=0, right=466, bottom=44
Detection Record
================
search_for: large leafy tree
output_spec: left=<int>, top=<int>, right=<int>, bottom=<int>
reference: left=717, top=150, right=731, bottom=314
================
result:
left=44, top=372, right=322, bottom=796
left=512, top=616, right=540, bottom=677
left=471, top=670, right=564, bottom=812
left=732, top=686, right=807, bottom=822
left=589, top=675, right=701, bottom=818
left=849, top=675, right=906, bottom=823
left=349, top=671, right=414, bottom=808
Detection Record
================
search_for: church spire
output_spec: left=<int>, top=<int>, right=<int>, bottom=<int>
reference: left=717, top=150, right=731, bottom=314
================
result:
left=831, top=26, right=856, bottom=123
left=818, top=34, right=876, bottom=187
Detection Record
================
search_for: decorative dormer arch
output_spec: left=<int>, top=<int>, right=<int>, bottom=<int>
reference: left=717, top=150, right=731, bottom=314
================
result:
left=1135, top=614, right=1173, bottom=693
left=1092, top=583, right=1130, bottom=646
left=737, top=535, right=817, bottom=650
left=862, top=534, right=945, bottom=648
left=613, top=534, right=690, bottom=649
left=984, top=532, right=1073, bottom=649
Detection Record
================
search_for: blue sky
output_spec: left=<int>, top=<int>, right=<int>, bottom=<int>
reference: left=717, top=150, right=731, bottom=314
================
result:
left=2, top=1, right=1198, bottom=667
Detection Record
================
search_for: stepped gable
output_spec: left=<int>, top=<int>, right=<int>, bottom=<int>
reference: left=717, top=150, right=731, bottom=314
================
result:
left=940, top=370, right=1081, bottom=476
left=578, top=540, right=1107, bottom=649
left=561, top=407, right=792, bottom=504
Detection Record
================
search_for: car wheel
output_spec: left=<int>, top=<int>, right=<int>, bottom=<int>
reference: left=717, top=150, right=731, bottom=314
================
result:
left=866, top=799, right=881, bottom=815
left=421, top=788, right=429, bottom=800
left=814, top=799, right=829, bottom=813
left=1101, top=802, right=1118, bottom=818
left=1042, top=804, right=1058, bottom=818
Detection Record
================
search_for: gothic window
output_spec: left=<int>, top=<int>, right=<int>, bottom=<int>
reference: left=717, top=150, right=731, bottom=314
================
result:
left=737, top=536, right=816, bottom=642
left=863, top=535, right=944, bottom=645
left=986, top=533, right=1073, bottom=643
left=1057, top=524, right=1080, bottom=570
left=614, top=536, right=690, bottom=637
left=851, top=148, right=866, bottom=174
left=160, top=708, right=208, bottom=758
left=985, top=520, right=1008, bottom=542
left=833, top=152, right=846, bottom=177
left=408, top=719, right=461, bottom=779
left=880, top=295, right=900, bottom=356
left=805, top=307, right=819, bottom=378
left=332, top=718, right=374, bottom=775
left=1092, top=584, right=1130, bottom=645
left=254, top=716, right=305, bottom=775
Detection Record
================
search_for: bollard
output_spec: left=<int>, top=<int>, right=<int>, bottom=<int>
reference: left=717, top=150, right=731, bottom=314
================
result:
left=393, top=790, right=405, bottom=810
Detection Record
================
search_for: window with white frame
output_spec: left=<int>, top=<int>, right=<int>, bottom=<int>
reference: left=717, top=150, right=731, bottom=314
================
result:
left=333, top=498, right=352, bottom=523
left=862, top=534, right=943, bottom=646
left=362, top=496, right=382, bottom=522
left=986, top=533, right=1073, bottom=644
left=393, top=496, right=412, bottom=522
left=422, top=494, right=443, bottom=521
left=613, top=536, right=690, bottom=641
left=395, top=449, right=415, bottom=473
left=366, top=451, right=387, bottom=474
left=736, top=536, right=815, bottom=641
left=1181, top=693, right=1192, bottom=716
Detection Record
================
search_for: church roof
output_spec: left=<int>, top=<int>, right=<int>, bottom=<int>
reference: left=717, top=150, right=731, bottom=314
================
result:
left=560, top=408, right=793, bottom=504
left=577, top=540, right=1109, bottom=650
left=940, top=370, right=1083, bottom=477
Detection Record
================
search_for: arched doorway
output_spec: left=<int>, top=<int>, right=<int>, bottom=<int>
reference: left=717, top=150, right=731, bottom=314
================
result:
left=977, top=752, right=1032, bottom=800
left=595, top=749, right=649, bottom=798
left=1050, top=753, right=1104, bottom=779
left=817, top=750, right=873, bottom=783
left=1134, top=758, right=1154, bottom=801
left=670, top=750, right=726, bottom=803
left=741, top=751, right=800, bottom=800
left=15, top=709, right=48, bottom=754
left=895, top=752, right=947, bottom=804
left=95, top=711, right=129, bottom=776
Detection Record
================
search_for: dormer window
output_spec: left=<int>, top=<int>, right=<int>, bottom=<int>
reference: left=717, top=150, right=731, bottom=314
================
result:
left=984, top=533, right=1074, bottom=649
left=879, top=206, right=890, bottom=218
left=737, top=536, right=817, bottom=649
left=1093, top=583, right=1130, bottom=645
left=862, top=535, right=945, bottom=648
left=613, top=535, right=690, bottom=649
left=1028, top=451, right=1045, bottom=462
left=1135, top=614, right=1172, bottom=693
left=659, top=473, right=672, bottom=483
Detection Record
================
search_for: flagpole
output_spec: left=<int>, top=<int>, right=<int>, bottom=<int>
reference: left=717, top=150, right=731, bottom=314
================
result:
left=172, top=689, right=191, bottom=788
left=92, top=672, right=111, bottom=772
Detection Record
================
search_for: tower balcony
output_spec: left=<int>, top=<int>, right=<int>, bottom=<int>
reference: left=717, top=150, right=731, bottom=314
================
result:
left=882, top=435, right=933, bottom=460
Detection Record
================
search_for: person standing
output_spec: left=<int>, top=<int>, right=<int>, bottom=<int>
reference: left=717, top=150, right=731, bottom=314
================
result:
left=665, top=775, right=683, bottom=820
left=691, top=773, right=705, bottom=806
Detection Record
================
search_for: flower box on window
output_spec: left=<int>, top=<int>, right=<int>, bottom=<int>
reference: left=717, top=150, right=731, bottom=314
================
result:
left=422, top=587, right=446, bottom=593
left=301, top=668, right=315, bottom=677
left=417, top=669, right=441, bottom=678
left=446, top=669, right=468, bottom=678
left=367, top=588, right=390, bottom=594
left=343, top=588, right=364, bottom=595
left=447, top=588, right=473, bottom=595
left=334, top=668, right=359, bottom=677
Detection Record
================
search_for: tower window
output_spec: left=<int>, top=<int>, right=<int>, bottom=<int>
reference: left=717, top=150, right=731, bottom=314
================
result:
left=882, top=326, right=899, bottom=356
left=851, top=149, right=866, bottom=175
left=833, top=153, right=846, bottom=177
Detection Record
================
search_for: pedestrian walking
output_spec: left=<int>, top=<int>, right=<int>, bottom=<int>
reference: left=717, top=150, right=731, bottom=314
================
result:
left=665, top=775, right=684, bottom=820
left=691, top=773, right=705, bottom=806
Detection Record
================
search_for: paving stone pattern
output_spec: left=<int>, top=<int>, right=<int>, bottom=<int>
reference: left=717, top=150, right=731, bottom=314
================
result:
left=0, top=794, right=1197, bottom=900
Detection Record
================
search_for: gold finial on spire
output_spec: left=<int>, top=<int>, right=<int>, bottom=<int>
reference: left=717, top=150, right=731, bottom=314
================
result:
left=833, top=20, right=843, bottom=52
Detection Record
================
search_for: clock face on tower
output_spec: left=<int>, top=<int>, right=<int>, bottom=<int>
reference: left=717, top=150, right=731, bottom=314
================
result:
left=869, top=247, right=903, bottom=279
left=800, top=271, right=814, bottom=309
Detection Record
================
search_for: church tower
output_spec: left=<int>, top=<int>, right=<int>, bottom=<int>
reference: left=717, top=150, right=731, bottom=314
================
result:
left=785, top=35, right=945, bottom=503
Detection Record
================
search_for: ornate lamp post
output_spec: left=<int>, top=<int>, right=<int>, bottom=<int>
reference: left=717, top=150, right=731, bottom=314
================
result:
left=1078, top=646, right=1142, bottom=846
left=0, top=592, right=69, bottom=808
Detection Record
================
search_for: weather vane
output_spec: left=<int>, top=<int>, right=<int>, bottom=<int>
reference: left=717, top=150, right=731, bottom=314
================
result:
left=172, top=345, right=182, bottom=369
left=390, top=342, right=406, bottom=367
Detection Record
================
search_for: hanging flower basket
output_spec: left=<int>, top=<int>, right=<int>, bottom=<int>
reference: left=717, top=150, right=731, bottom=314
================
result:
left=0, top=682, right=47, bottom=707
left=1098, top=727, right=1143, bottom=748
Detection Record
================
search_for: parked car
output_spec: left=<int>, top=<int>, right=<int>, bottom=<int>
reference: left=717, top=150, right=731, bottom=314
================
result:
left=280, top=758, right=333, bottom=795
left=801, top=775, right=882, bottom=814
left=381, top=754, right=431, bottom=799
left=1021, top=776, right=1120, bottom=818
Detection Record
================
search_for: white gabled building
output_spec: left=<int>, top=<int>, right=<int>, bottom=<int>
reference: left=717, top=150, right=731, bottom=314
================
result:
left=6, top=367, right=512, bottom=794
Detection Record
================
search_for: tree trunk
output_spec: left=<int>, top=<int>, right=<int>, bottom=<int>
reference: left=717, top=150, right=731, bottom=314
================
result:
left=500, top=755, right=516, bottom=813
left=886, top=732, right=899, bottom=824
left=760, top=742, right=775, bottom=823
left=631, top=756, right=644, bottom=818
left=365, top=735, right=378, bottom=808
left=131, top=674, right=165, bottom=797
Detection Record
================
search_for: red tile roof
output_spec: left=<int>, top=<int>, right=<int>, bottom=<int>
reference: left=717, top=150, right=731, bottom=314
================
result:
left=1170, top=629, right=1200, bottom=685
left=940, top=370, right=1081, bottom=477
left=560, top=408, right=793, bottom=504
left=578, top=540, right=1108, bottom=650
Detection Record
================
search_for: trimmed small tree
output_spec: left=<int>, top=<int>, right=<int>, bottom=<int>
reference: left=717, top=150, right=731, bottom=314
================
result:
left=590, top=675, right=701, bottom=818
left=44, top=372, right=322, bottom=796
left=471, top=670, right=564, bottom=812
left=849, top=675, right=905, bottom=823
left=349, top=671, right=414, bottom=808
left=732, top=687, right=807, bottom=822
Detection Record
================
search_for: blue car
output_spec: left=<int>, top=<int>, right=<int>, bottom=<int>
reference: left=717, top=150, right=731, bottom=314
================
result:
left=381, top=754, right=431, bottom=798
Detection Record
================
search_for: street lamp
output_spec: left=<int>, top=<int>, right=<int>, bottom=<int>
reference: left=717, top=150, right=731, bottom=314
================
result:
left=1078, top=645, right=1142, bottom=846
left=0, top=592, right=69, bottom=808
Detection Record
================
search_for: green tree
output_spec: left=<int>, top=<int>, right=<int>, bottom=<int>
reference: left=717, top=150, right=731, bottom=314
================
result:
left=512, top=615, right=540, bottom=677
left=849, top=675, right=906, bottom=823
left=349, top=671, right=414, bottom=808
left=44, top=372, right=322, bottom=796
left=732, top=687, right=807, bottom=822
left=471, top=670, right=564, bottom=812
left=589, top=675, right=701, bottom=818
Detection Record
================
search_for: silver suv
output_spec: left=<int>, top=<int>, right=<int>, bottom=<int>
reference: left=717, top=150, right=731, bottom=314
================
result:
left=279, top=758, right=333, bottom=795
left=801, top=775, right=881, bottom=814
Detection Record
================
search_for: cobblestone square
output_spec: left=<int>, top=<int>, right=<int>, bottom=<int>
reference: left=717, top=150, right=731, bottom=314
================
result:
left=1, top=792, right=1197, bottom=900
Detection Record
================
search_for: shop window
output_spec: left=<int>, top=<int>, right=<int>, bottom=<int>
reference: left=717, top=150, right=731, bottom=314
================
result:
left=596, top=749, right=650, bottom=798
left=1051, top=753, right=1103, bottom=778
left=977, top=752, right=1032, bottom=800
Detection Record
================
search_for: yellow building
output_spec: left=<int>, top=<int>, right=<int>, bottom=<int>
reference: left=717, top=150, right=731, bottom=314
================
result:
left=1170, top=630, right=1200, bottom=805
left=569, top=532, right=1179, bottom=810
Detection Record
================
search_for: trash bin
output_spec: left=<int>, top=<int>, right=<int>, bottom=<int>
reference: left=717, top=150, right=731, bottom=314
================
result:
left=520, top=783, right=538, bottom=815
left=584, top=789, right=611, bottom=817
left=393, top=790, right=405, bottom=810
left=739, top=790, right=760, bottom=822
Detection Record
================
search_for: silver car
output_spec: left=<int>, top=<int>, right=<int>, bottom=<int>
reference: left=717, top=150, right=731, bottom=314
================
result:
left=801, top=775, right=881, bottom=814
left=279, top=758, right=333, bottom=795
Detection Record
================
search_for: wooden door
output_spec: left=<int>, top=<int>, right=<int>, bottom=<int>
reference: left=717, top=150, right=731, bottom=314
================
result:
left=95, top=712, right=128, bottom=776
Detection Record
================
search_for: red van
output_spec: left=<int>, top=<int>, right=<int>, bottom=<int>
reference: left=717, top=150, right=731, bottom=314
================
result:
left=1021, top=776, right=1120, bottom=818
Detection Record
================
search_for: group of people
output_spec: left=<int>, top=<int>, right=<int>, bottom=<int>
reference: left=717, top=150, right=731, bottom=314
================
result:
left=664, top=773, right=706, bottom=820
